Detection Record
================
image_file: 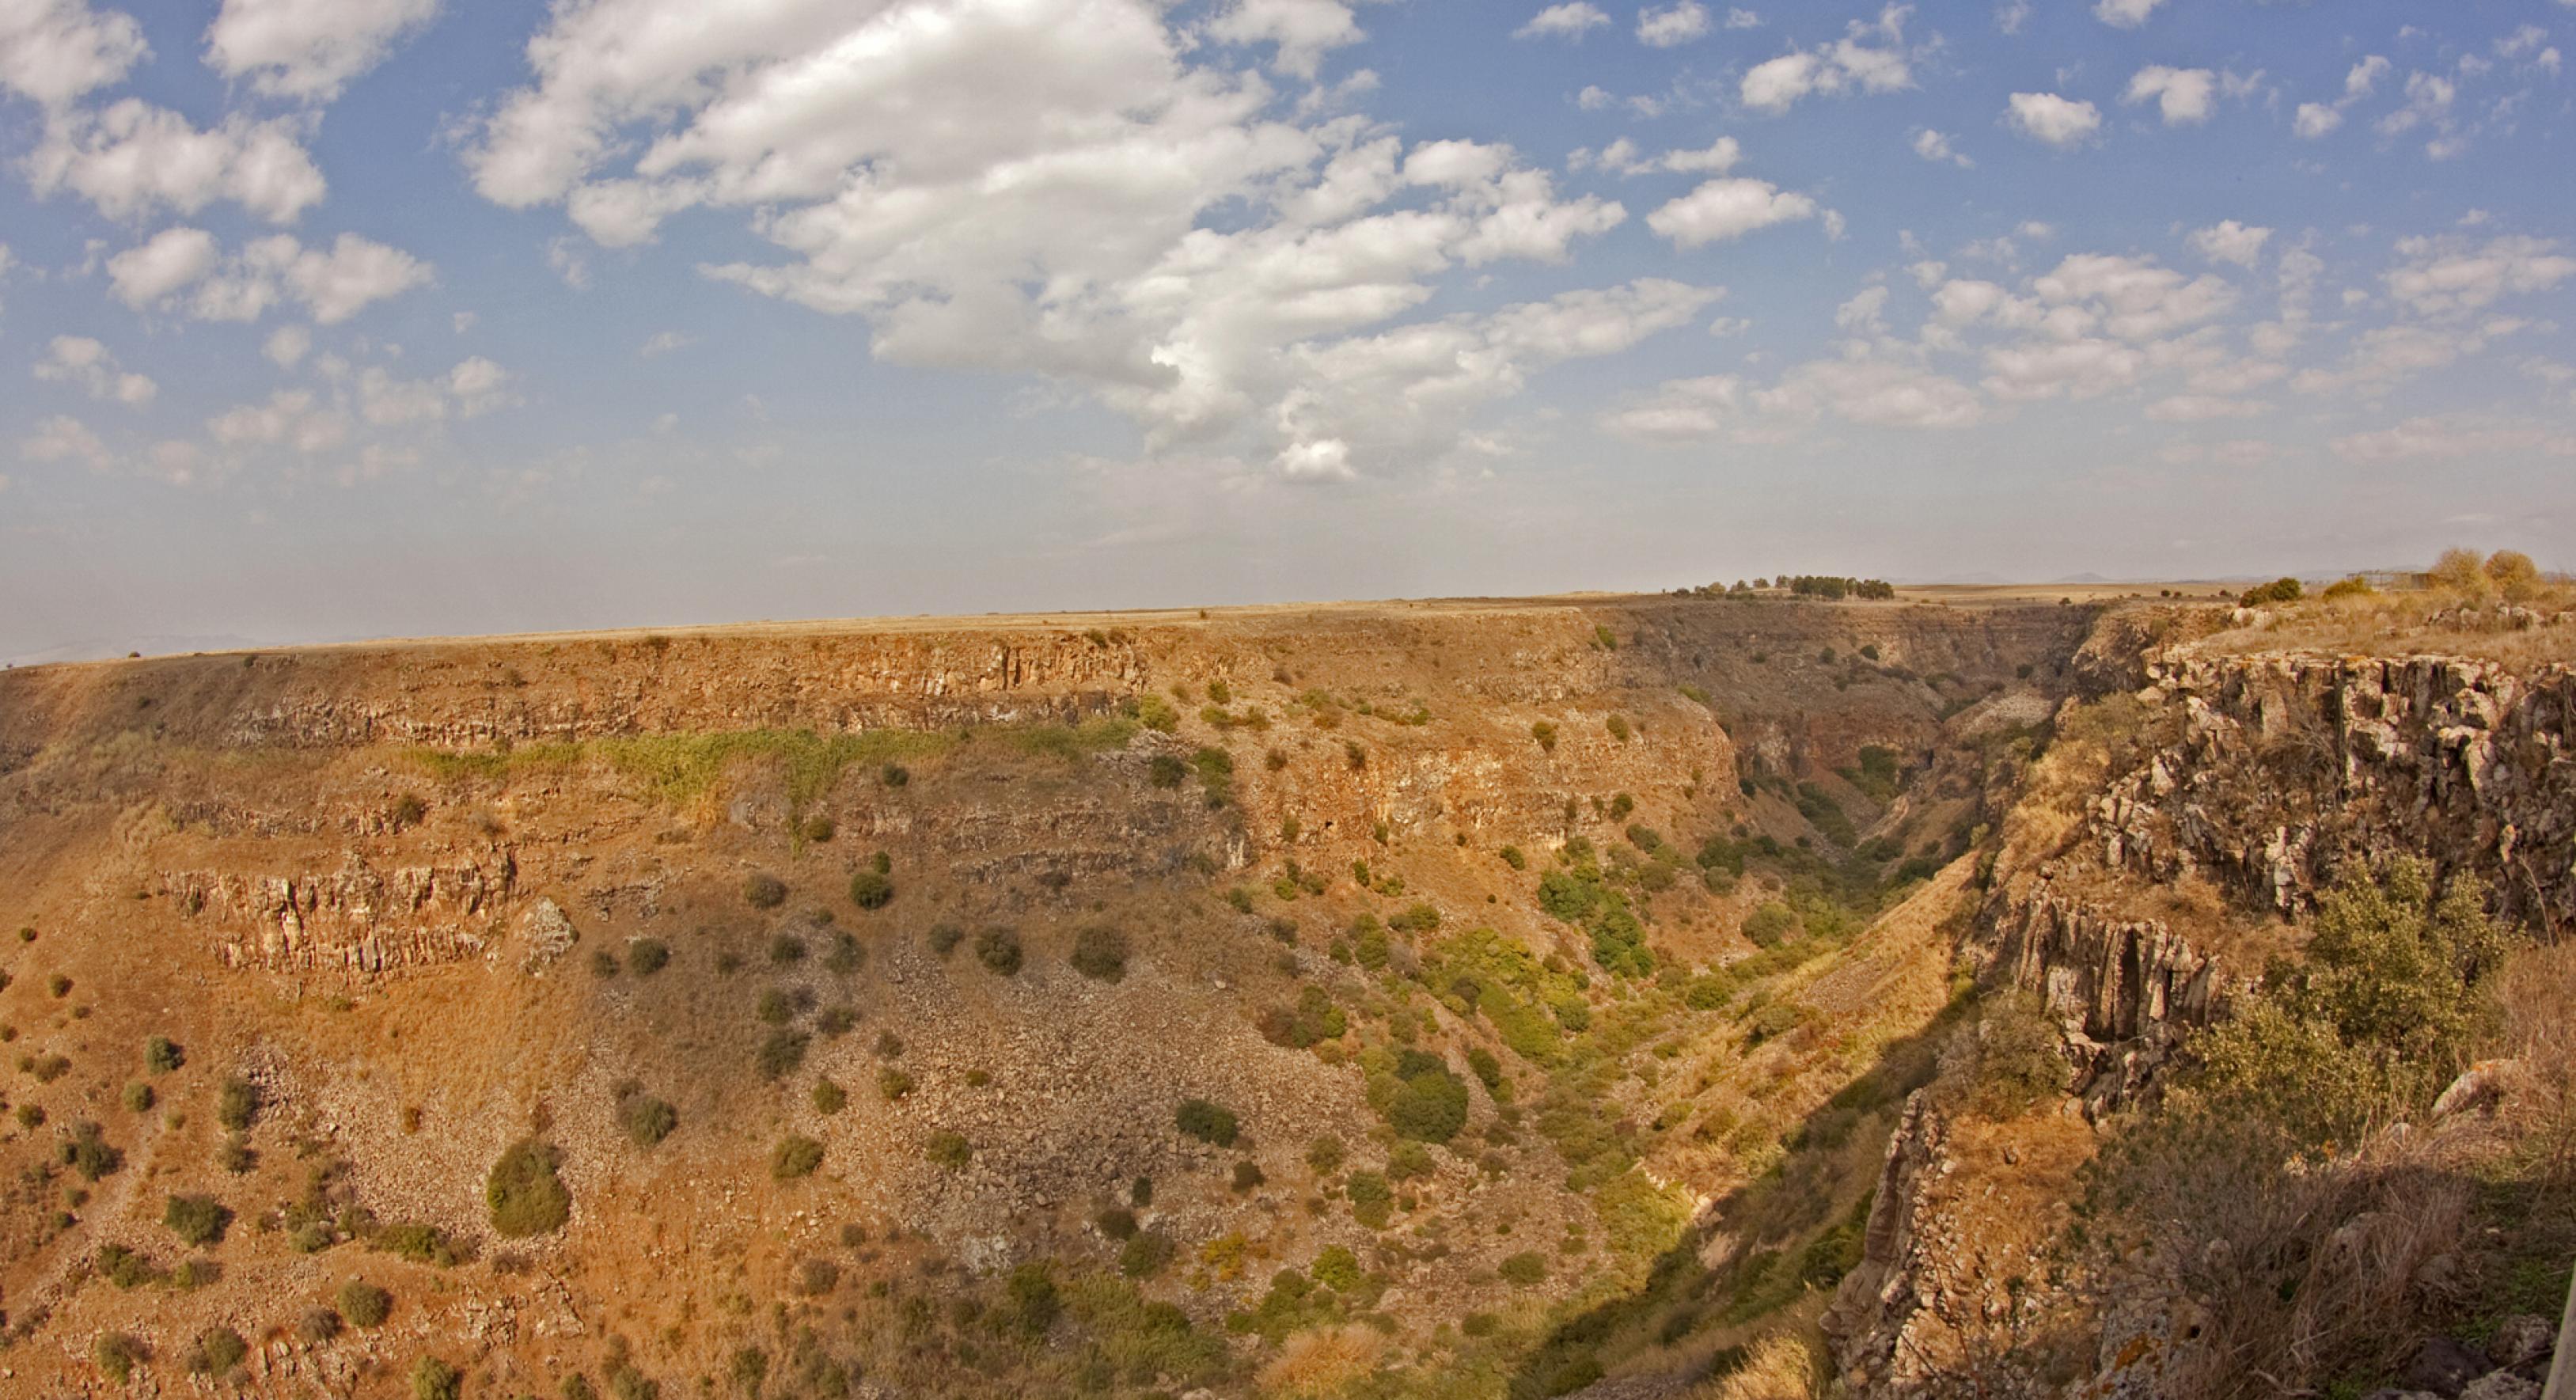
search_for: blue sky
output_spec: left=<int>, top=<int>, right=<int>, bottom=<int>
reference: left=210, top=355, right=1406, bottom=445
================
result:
left=2, top=0, right=2571, bottom=658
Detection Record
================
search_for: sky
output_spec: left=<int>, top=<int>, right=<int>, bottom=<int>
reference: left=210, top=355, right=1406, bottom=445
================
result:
left=1, top=0, right=2572, bottom=660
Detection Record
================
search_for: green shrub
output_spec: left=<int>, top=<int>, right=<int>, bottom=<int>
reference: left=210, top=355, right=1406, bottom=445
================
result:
left=878, top=1067, right=915, bottom=1100
left=487, top=1139, right=572, bottom=1237
left=1385, top=1053, right=1469, bottom=1144
left=190, top=1326, right=248, bottom=1375
left=216, top=1076, right=259, bottom=1131
left=1311, top=1245, right=1363, bottom=1292
left=769, top=932, right=807, bottom=965
left=1006, top=1262, right=1061, bottom=1335
left=1070, top=926, right=1129, bottom=981
left=924, top=1132, right=971, bottom=1170
left=1231, top=1159, right=1265, bottom=1192
left=1345, top=1170, right=1393, bottom=1228
left=98, top=1242, right=161, bottom=1288
left=64, top=1120, right=123, bottom=1180
left=216, top=1133, right=256, bottom=1174
left=1136, top=695, right=1179, bottom=732
left=1969, top=992, right=2066, bottom=1117
left=757, top=987, right=795, bottom=1024
left=1387, top=1140, right=1433, bottom=1181
left=1307, top=1136, right=1346, bottom=1174
left=1175, top=1098, right=1239, bottom=1147
left=1120, top=1230, right=1174, bottom=1277
left=1096, top=1205, right=1138, bottom=1239
left=743, top=873, right=787, bottom=909
left=974, top=927, right=1023, bottom=975
left=1606, top=715, right=1632, bottom=742
left=928, top=922, right=965, bottom=955
left=1258, top=985, right=1348, bottom=1049
left=165, top=1193, right=232, bottom=1246
left=340, top=1280, right=393, bottom=1328
left=757, top=1030, right=810, bottom=1080
left=95, top=1331, right=147, bottom=1382
left=1742, top=903, right=1798, bottom=948
left=1148, top=754, right=1188, bottom=788
left=824, top=931, right=863, bottom=975
left=412, top=1355, right=462, bottom=1400
left=2237, top=576, right=2305, bottom=608
left=299, top=1307, right=343, bottom=1344
left=618, top=1091, right=677, bottom=1148
left=1497, top=1251, right=1547, bottom=1286
left=773, top=1134, right=826, bottom=1179
left=628, top=938, right=670, bottom=974
left=811, top=1078, right=847, bottom=1114
left=848, top=871, right=894, bottom=910
left=146, top=1036, right=184, bottom=1074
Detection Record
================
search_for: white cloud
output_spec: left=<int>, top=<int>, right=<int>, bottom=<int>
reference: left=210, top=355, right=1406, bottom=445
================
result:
left=1576, top=84, right=1614, bottom=110
left=1725, top=8, right=1759, bottom=27
left=1580, top=136, right=1740, bottom=176
left=2346, top=55, right=2392, bottom=100
left=447, top=356, right=514, bottom=415
left=2006, top=92, right=2103, bottom=148
left=2293, top=103, right=2342, bottom=139
left=105, top=226, right=222, bottom=307
left=21, top=413, right=113, bottom=469
left=1603, top=374, right=1742, bottom=441
left=207, top=388, right=349, bottom=453
left=1637, top=2, right=1710, bottom=47
left=1206, top=0, right=1369, bottom=79
left=203, top=0, right=439, bottom=101
left=1911, top=127, right=1971, bottom=167
left=2384, top=235, right=2576, bottom=318
left=1758, top=355, right=1984, bottom=429
left=2092, top=0, right=2162, bottom=28
left=264, top=324, right=311, bottom=367
left=462, top=0, right=1648, bottom=478
left=1981, top=336, right=2145, bottom=400
left=0, top=0, right=146, bottom=108
left=104, top=230, right=431, bottom=323
left=355, top=355, right=512, bottom=426
left=2032, top=253, right=2236, bottom=340
left=1738, top=5, right=1914, bottom=113
left=1994, top=0, right=2029, bottom=34
left=2292, top=319, right=2525, bottom=396
left=2331, top=416, right=2576, bottom=463
left=2123, top=65, right=2215, bottom=125
left=2188, top=220, right=2272, bottom=268
left=1646, top=177, right=1822, bottom=248
left=1835, top=284, right=1890, bottom=336
left=32, top=334, right=154, bottom=404
left=26, top=100, right=326, bottom=224
left=639, top=330, right=692, bottom=358
left=1514, top=3, right=1609, bottom=40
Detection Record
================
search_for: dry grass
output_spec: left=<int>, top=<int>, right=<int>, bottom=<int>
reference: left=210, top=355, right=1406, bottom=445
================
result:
left=2183, top=582, right=2576, bottom=666
left=2498, top=940, right=2576, bottom=1186
left=1255, top=1324, right=1384, bottom=1398
left=1694, top=1332, right=1815, bottom=1399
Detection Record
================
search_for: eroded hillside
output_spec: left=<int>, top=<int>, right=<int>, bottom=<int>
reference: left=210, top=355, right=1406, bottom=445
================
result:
left=0, top=594, right=2092, bottom=1398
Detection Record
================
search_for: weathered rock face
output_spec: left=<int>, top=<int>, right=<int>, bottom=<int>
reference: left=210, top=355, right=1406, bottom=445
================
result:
left=1990, top=887, right=2228, bottom=1113
left=2092, top=654, right=2576, bottom=930
left=160, top=848, right=518, bottom=972
left=1821, top=1091, right=1952, bottom=1393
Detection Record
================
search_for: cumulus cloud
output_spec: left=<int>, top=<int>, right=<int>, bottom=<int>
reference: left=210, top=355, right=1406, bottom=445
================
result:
left=1738, top=4, right=1914, bottom=113
left=2293, top=103, right=2342, bottom=138
left=1646, top=177, right=1823, bottom=248
left=207, top=388, right=349, bottom=452
left=1636, top=2, right=1710, bottom=47
left=32, top=334, right=155, bottom=404
left=1602, top=374, right=1742, bottom=441
left=1757, top=355, right=1984, bottom=429
left=2092, top=0, right=2162, bottom=28
left=263, top=324, right=311, bottom=367
left=357, top=355, right=515, bottom=426
left=21, top=412, right=114, bottom=469
left=459, top=0, right=1655, bottom=479
left=639, top=330, right=692, bottom=358
left=1576, top=136, right=1740, bottom=176
left=26, top=100, right=326, bottom=223
left=105, top=229, right=432, bottom=323
left=1514, top=3, right=1608, bottom=39
left=2123, top=65, right=2215, bottom=125
left=1206, top=0, right=1372, bottom=79
left=1912, top=128, right=1971, bottom=167
left=2188, top=220, right=2272, bottom=268
left=2005, top=92, right=2102, bottom=148
left=0, top=0, right=146, bottom=108
left=2384, top=235, right=2576, bottom=318
left=203, top=0, right=439, bottom=101
left=2294, top=55, right=2391, bottom=140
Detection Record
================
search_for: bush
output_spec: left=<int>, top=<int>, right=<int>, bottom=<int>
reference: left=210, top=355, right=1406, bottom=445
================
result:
left=628, top=939, right=670, bottom=974
left=1007, top=1262, right=1061, bottom=1335
left=1175, top=1098, right=1239, bottom=1147
left=848, top=870, right=894, bottom=910
left=1307, top=1136, right=1346, bottom=1174
left=340, top=1280, right=393, bottom=1328
left=757, top=1030, right=810, bottom=1080
left=1606, top=715, right=1632, bottom=742
left=1231, top=1159, right=1266, bottom=1192
left=1498, top=1251, right=1547, bottom=1286
left=1531, top=721, right=1557, bottom=752
left=825, top=931, right=864, bottom=974
left=924, top=1132, right=971, bottom=1170
left=298, top=1307, right=343, bottom=1343
left=1386, top=1054, right=1469, bottom=1144
left=1742, top=902, right=1798, bottom=948
left=927, top=922, right=964, bottom=956
left=146, top=1036, right=184, bottom=1074
left=1346, top=1170, right=1393, bottom=1228
left=768, top=933, right=806, bottom=965
left=1499, top=844, right=1527, bottom=871
left=1312, top=1245, right=1364, bottom=1292
left=190, top=1326, right=248, bottom=1375
left=95, top=1333, right=146, bottom=1383
left=1096, top=1205, right=1138, bottom=1239
left=2238, top=576, right=2305, bottom=608
left=216, top=1076, right=259, bottom=1131
left=773, top=1134, right=826, bottom=1179
left=743, top=873, right=787, bottom=909
left=811, top=1078, right=847, bottom=1114
left=165, top=1193, right=233, bottom=1246
left=64, top=1121, right=123, bottom=1180
left=98, top=1243, right=161, bottom=1288
left=590, top=947, right=621, bottom=977
left=1070, top=926, right=1129, bottom=981
left=963, top=926, right=1022, bottom=975
left=486, top=1139, right=572, bottom=1237
left=370, top=1223, right=457, bottom=1266
left=1148, top=753, right=1188, bottom=788
left=1120, top=1230, right=1174, bottom=1277
left=618, top=1091, right=677, bottom=1148
left=1968, top=992, right=2066, bottom=1117
left=878, top=1067, right=915, bottom=1100
left=412, top=1355, right=462, bottom=1400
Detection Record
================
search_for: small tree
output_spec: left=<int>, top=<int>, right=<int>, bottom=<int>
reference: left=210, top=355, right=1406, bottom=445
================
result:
left=486, top=1138, right=572, bottom=1237
left=340, top=1280, right=393, bottom=1328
